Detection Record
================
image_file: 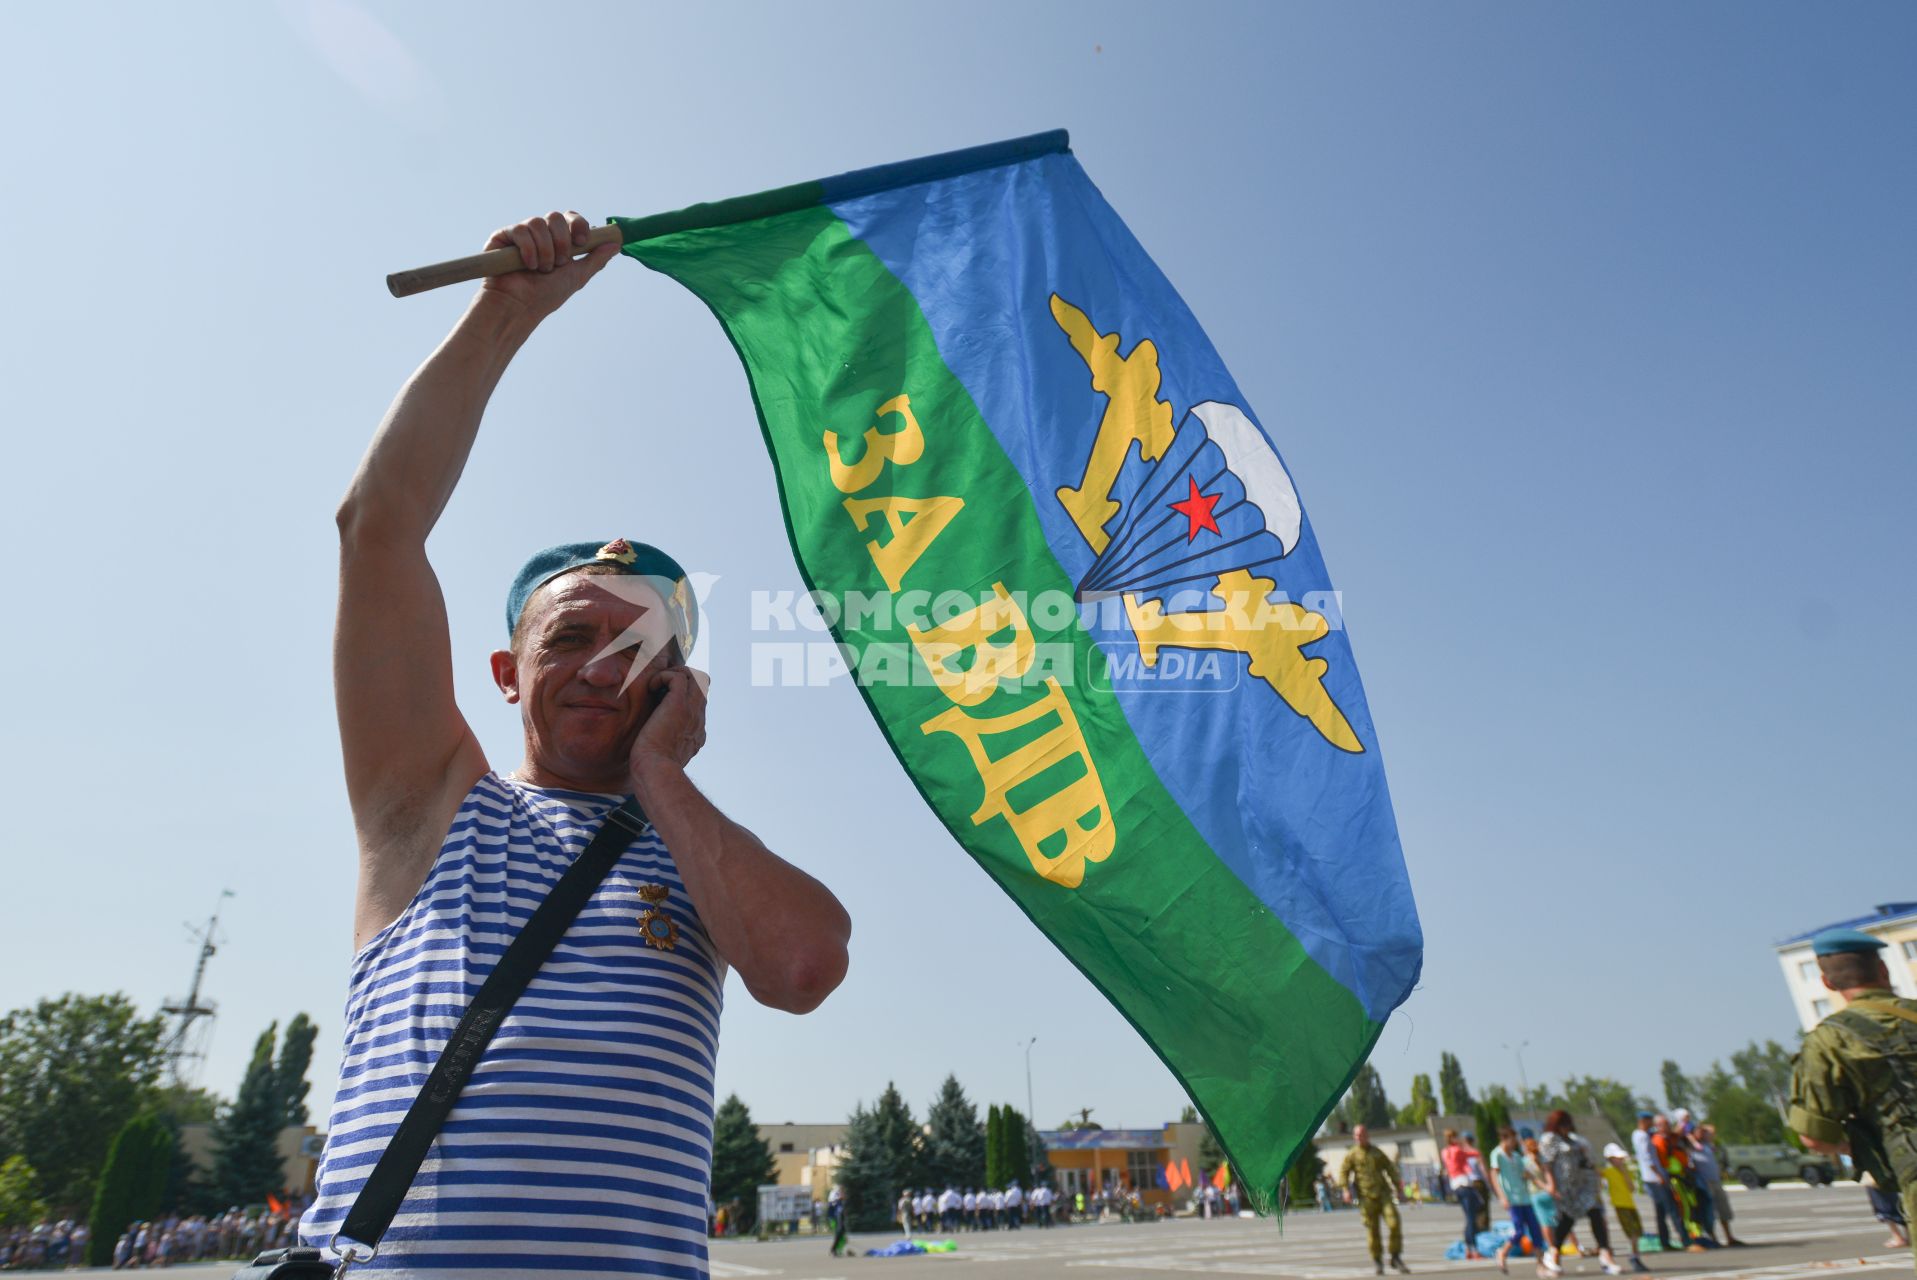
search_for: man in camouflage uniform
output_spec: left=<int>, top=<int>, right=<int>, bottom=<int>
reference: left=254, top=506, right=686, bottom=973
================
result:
left=1788, top=928, right=1917, bottom=1272
left=1341, top=1125, right=1411, bottom=1275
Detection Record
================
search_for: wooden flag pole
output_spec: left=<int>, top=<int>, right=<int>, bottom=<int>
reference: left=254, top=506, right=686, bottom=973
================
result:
left=386, top=223, right=625, bottom=298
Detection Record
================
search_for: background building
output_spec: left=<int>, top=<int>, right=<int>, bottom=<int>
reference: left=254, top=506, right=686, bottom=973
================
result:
left=176, top=1123, right=323, bottom=1200
left=756, top=1122, right=848, bottom=1200
left=1775, top=902, right=1917, bottom=1030
left=1037, top=1122, right=1215, bottom=1208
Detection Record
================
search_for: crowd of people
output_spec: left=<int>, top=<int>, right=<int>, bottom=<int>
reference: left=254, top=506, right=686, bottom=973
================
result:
left=891, top=1183, right=1048, bottom=1232
left=1334, top=1110, right=1754, bottom=1278
left=0, top=1201, right=311, bottom=1271
left=0, top=1222, right=85, bottom=1271
left=879, top=1179, right=1240, bottom=1236
left=816, top=1175, right=1239, bottom=1255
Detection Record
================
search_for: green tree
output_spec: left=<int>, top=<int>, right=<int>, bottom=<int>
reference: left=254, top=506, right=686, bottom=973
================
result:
left=921, top=1076, right=984, bottom=1190
left=1015, top=1109, right=1047, bottom=1188
left=990, top=1103, right=1027, bottom=1190
left=1285, top=1138, right=1325, bottom=1209
left=85, top=1114, right=173, bottom=1266
left=0, top=993, right=166, bottom=1210
left=1346, top=1063, right=1394, bottom=1130
left=209, top=1025, right=286, bottom=1207
left=835, top=1084, right=920, bottom=1231
left=0, top=1155, right=48, bottom=1229
left=157, top=1084, right=222, bottom=1123
left=1555, top=1076, right=1651, bottom=1143
left=985, top=1104, right=1005, bottom=1189
left=1691, top=1061, right=1786, bottom=1145
left=1438, top=1052, right=1475, bottom=1115
left=1700, top=1081, right=1786, bottom=1145
left=274, top=1013, right=318, bottom=1127
left=1474, top=1096, right=1511, bottom=1155
left=709, top=1094, right=776, bottom=1231
left=1660, top=1060, right=1694, bottom=1112
left=872, top=1084, right=921, bottom=1189
left=1397, top=1074, right=1437, bottom=1128
left=1728, top=1040, right=1796, bottom=1120
left=835, top=1103, right=887, bottom=1233
left=152, top=1085, right=222, bottom=1215
left=1198, top=1117, right=1227, bottom=1174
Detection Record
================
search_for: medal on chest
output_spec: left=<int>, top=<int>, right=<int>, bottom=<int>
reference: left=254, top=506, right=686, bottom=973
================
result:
left=637, top=883, right=679, bottom=951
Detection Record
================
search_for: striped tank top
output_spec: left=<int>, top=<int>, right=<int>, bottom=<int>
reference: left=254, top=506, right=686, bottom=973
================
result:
left=301, top=773, right=724, bottom=1278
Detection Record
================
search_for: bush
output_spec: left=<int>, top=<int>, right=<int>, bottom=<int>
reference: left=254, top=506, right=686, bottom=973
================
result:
left=86, top=1114, right=173, bottom=1266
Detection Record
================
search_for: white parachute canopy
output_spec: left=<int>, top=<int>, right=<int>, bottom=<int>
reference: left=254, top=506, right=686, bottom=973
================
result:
left=1191, top=400, right=1301, bottom=555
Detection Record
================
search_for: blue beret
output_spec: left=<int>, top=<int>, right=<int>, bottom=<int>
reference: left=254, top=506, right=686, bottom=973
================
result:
left=506, top=538, right=697, bottom=655
left=1811, top=927, right=1887, bottom=957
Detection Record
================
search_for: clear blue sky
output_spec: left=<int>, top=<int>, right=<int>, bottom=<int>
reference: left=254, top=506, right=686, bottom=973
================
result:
left=2, top=1, right=1911, bottom=1134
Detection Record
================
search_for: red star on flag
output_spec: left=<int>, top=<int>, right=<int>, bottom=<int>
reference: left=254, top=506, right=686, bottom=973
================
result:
left=1169, top=475, right=1223, bottom=541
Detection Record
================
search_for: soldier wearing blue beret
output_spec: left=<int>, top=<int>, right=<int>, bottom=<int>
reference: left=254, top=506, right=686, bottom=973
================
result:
left=1788, top=928, right=1917, bottom=1270
left=301, top=212, right=851, bottom=1277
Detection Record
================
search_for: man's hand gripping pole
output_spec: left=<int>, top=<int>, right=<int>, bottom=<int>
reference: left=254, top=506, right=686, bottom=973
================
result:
left=386, top=222, right=623, bottom=298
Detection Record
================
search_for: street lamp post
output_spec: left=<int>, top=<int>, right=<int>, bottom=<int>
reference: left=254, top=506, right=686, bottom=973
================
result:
left=1503, top=1040, right=1531, bottom=1115
left=1021, top=1037, right=1038, bottom=1125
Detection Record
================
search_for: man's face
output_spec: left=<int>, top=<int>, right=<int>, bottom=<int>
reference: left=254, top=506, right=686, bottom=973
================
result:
left=492, top=572, right=676, bottom=783
left=1653, top=1115, right=1670, bottom=1135
left=1353, top=1125, right=1369, bottom=1148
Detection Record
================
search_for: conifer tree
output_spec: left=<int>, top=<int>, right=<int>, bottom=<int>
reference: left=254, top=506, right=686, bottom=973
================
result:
left=1020, top=1111, right=1048, bottom=1188
left=1439, top=1052, right=1475, bottom=1115
left=1397, top=1073, right=1437, bottom=1128
left=1346, top=1063, right=1394, bottom=1129
left=710, top=1094, right=776, bottom=1231
left=836, top=1103, right=887, bottom=1232
left=985, top=1104, right=1004, bottom=1189
left=835, top=1084, right=922, bottom=1231
left=275, top=1013, right=318, bottom=1126
left=1285, top=1138, right=1324, bottom=1208
left=209, top=1025, right=286, bottom=1207
left=86, top=1114, right=172, bottom=1266
left=919, top=1075, right=985, bottom=1190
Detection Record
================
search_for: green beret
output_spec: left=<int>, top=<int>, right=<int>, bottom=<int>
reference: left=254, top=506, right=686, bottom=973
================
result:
left=1810, top=927, right=1887, bottom=957
left=506, top=538, right=697, bottom=655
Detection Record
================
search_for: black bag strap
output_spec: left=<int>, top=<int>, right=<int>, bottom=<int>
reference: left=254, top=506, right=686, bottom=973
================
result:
left=335, top=800, right=649, bottom=1260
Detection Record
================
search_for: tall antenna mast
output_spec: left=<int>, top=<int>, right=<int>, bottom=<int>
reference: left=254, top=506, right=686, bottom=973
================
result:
left=160, top=889, right=234, bottom=1089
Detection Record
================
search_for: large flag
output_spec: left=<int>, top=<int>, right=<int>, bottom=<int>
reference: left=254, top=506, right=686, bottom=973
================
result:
left=615, top=131, right=1420, bottom=1210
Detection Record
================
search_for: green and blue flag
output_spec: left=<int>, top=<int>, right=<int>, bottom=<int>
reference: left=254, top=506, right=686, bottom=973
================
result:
left=615, top=130, right=1421, bottom=1209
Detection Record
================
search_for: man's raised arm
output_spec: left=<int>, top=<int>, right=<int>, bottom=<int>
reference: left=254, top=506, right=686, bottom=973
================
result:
left=336, top=211, right=618, bottom=948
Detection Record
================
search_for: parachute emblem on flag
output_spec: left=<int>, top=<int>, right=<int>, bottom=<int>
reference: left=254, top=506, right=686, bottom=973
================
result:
left=1075, top=398, right=1303, bottom=602
left=1050, top=293, right=1364, bottom=754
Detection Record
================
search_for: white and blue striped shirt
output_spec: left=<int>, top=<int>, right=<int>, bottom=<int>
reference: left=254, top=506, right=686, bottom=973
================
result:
left=302, top=773, right=723, bottom=1277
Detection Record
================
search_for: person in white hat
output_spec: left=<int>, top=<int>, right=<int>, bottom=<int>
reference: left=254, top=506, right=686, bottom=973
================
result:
left=1600, top=1143, right=1649, bottom=1273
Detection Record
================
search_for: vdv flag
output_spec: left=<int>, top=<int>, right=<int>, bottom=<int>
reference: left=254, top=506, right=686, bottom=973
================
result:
left=615, top=130, right=1421, bottom=1209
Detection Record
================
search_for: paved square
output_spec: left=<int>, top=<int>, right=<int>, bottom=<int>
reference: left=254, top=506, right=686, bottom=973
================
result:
left=138, top=1185, right=1907, bottom=1278
left=704, top=1186, right=1908, bottom=1279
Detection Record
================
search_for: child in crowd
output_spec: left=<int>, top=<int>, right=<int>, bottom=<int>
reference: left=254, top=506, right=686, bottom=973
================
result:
left=1601, top=1143, right=1650, bottom=1273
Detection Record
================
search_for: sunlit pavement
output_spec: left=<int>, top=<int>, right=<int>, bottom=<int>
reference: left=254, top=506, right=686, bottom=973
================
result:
left=128, top=1183, right=1912, bottom=1279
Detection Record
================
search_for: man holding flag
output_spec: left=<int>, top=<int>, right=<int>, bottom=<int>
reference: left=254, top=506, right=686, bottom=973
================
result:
left=373, top=127, right=1420, bottom=1227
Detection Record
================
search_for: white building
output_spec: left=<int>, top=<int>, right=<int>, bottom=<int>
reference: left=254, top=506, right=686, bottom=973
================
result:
left=1775, top=901, right=1917, bottom=1030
